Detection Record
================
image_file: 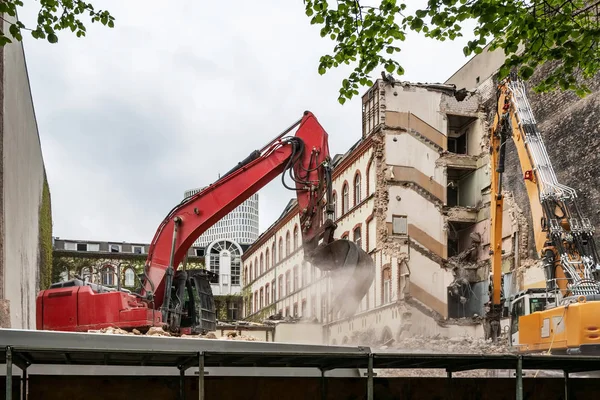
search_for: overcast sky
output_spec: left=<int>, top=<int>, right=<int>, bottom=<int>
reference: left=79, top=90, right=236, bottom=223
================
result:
left=19, top=0, right=476, bottom=244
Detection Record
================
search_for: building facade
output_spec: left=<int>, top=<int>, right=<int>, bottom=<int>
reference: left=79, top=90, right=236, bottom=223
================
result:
left=184, top=188, right=259, bottom=248
left=52, top=237, right=243, bottom=321
left=241, top=77, right=510, bottom=345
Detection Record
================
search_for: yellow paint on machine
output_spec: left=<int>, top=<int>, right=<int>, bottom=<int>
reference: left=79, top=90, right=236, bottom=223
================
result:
left=517, top=300, right=600, bottom=353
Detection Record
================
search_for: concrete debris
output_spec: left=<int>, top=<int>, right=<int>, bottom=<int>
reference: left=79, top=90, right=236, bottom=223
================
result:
left=180, top=332, right=217, bottom=340
left=88, top=327, right=131, bottom=335
left=147, top=326, right=172, bottom=336
left=88, top=326, right=259, bottom=341
left=219, top=332, right=258, bottom=341
left=376, top=334, right=514, bottom=378
left=388, top=333, right=513, bottom=354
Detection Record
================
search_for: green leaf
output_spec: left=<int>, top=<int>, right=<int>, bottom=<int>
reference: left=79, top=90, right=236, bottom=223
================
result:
left=519, top=66, right=534, bottom=80
left=47, top=33, right=58, bottom=43
left=385, top=63, right=395, bottom=73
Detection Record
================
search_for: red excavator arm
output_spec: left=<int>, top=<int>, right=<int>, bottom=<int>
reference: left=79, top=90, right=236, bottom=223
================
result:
left=37, top=111, right=374, bottom=333
left=141, top=111, right=335, bottom=322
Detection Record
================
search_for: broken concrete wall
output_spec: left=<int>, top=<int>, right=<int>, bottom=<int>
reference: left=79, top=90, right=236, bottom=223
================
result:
left=384, top=84, right=446, bottom=132
left=385, top=132, right=445, bottom=185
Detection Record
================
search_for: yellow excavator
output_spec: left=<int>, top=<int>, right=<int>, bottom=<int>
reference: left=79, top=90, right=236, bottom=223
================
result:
left=487, top=76, right=600, bottom=355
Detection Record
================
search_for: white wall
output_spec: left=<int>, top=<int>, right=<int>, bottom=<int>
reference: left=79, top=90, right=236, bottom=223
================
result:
left=407, top=251, right=455, bottom=310
left=384, top=85, right=446, bottom=133
left=274, top=322, right=323, bottom=344
left=2, top=21, right=47, bottom=329
left=387, top=187, right=445, bottom=244
left=385, top=133, right=445, bottom=186
left=444, top=45, right=507, bottom=90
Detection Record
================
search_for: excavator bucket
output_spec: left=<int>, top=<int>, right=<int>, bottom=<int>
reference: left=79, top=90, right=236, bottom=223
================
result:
left=309, top=239, right=375, bottom=319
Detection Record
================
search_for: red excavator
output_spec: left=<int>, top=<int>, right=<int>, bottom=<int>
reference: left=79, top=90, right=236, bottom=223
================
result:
left=36, top=111, right=375, bottom=334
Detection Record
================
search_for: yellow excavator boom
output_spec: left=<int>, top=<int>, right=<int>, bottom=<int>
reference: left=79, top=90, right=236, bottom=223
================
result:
left=488, top=77, right=600, bottom=354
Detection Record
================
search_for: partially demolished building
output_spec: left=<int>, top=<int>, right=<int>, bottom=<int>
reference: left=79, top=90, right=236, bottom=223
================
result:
left=241, top=74, right=515, bottom=344
left=241, top=45, right=590, bottom=345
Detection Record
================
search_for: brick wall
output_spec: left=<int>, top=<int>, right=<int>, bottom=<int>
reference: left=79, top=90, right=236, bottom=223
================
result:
left=481, top=66, right=600, bottom=258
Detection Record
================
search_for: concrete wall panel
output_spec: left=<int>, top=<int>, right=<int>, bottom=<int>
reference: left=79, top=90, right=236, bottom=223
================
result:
left=2, top=20, right=46, bottom=329
left=384, top=86, right=446, bottom=133
left=385, top=133, right=445, bottom=185
left=387, top=187, right=445, bottom=244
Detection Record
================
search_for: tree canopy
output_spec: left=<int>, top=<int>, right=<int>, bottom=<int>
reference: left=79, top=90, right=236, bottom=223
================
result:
left=304, top=0, right=600, bottom=103
left=0, top=0, right=114, bottom=45
left=2, top=1, right=598, bottom=104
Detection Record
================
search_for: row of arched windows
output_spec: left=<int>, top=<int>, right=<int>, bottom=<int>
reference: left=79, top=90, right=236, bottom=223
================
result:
left=59, top=265, right=137, bottom=287
left=324, top=159, right=374, bottom=223
left=244, top=155, right=374, bottom=287
left=248, top=263, right=312, bottom=315
left=244, top=225, right=301, bottom=285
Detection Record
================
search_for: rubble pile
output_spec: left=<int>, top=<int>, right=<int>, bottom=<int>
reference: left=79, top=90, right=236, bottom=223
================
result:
left=376, top=334, right=516, bottom=378
left=387, top=334, right=513, bottom=354
left=219, top=331, right=258, bottom=341
left=88, top=326, right=262, bottom=341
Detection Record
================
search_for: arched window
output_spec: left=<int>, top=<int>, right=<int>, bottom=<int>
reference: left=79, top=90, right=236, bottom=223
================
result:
left=59, top=270, right=69, bottom=282
left=206, top=239, right=243, bottom=285
left=265, top=283, right=270, bottom=305
left=286, top=231, right=291, bottom=256
left=265, top=248, right=270, bottom=270
left=353, top=226, right=362, bottom=249
left=124, top=268, right=135, bottom=287
left=254, top=291, right=258, bottom=313
left=278, top=275, right=284, bottom=299
left=81, top=267, right=92, bottom=283
left=342, top=183, right=349, bottom=214
left=254, top=257, right=258, bottom=279
left=244, top=267, right=248, bottom=285
left=382, top=266, right=392, bottom=304
left=331, top=192, right=337, bottom=220
left=366, top=156, right=375, bottom=195
left=293, top=225, right=299, bottom=250
left=354, top=172, right=361, bottom=205
left=260, top=254, right=264, bottom=275
left=249, top=262, right=253, bottom=282
left=279, top=237, right=283, bottom=262
left=271, top=279, right=276, bottom=303
left=272, top=242, right=276, bottom=266
left=260, top=287, right=264, bottom=310
left=101, top=265, right=116, bottom=286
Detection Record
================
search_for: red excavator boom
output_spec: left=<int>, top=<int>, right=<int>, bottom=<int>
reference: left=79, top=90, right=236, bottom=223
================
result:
left=37, top=111, right=374, bottom=333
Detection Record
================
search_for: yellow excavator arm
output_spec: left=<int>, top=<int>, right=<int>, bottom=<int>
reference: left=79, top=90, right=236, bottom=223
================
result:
left=487, top=77, right=600, bottom=354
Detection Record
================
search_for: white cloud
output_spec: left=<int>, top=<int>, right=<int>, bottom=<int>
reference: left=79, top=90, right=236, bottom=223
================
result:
left=18, top=0, right=476, bottom=243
